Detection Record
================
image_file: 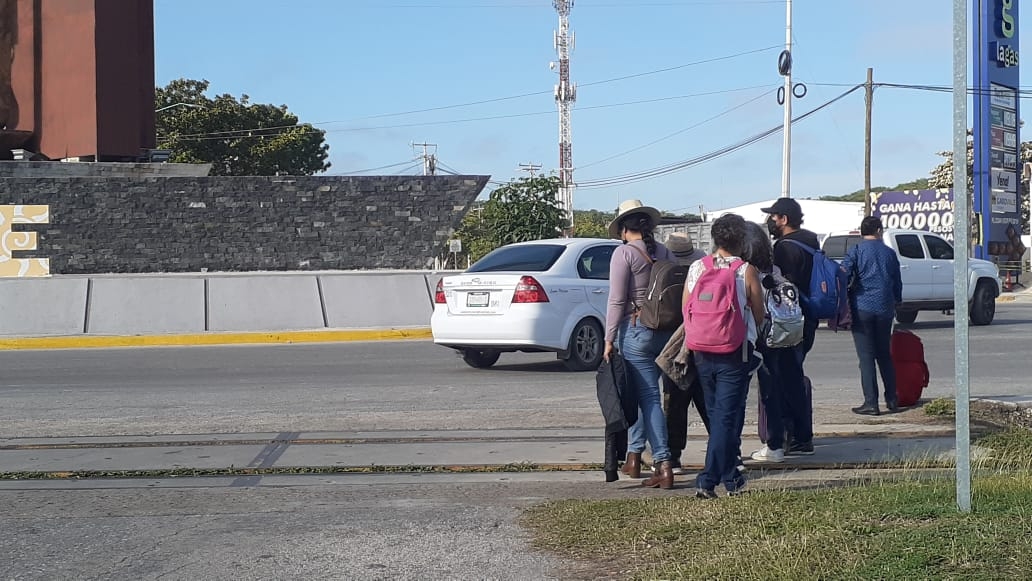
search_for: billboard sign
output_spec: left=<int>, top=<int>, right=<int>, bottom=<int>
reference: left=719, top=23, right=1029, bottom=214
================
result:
left=870, top=189, right=955, bottom=242
left=973, top=0, right=1021, bottom=260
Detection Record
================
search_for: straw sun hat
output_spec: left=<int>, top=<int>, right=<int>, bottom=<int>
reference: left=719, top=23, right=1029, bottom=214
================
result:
left=607, top=199, right=661, bottom=239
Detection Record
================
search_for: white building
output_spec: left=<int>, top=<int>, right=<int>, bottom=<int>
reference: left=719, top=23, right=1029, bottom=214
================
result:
left=706, top=199, right=866, bottom=240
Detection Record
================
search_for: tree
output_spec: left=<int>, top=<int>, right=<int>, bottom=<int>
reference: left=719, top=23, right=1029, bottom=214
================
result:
left=820, top=179, right=931, bottom=203
left=454, top=175, right=565, bottom=263
left=573, top=209, right=614, bottom=239
left=155, top=79, right=330, bottom=176
left=929, top=139, right=1030, bottom=235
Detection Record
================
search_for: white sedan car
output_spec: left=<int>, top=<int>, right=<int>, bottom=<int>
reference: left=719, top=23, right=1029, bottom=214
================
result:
left=431, top=238, right=619, bottom=371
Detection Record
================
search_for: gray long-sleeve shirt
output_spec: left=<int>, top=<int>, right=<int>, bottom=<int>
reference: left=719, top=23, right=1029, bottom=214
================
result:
left=605, top=240, right=674, bottom=342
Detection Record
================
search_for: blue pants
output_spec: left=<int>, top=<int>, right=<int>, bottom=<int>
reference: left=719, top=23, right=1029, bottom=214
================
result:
left=694, top=348, right=751, bottom=493
left=618, top=319, right=673, bottom=464
left=851, top=310, right=898, bottom=408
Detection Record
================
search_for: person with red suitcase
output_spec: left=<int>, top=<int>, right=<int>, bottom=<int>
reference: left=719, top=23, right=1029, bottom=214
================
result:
left=841, top=216, right=904, bottom=415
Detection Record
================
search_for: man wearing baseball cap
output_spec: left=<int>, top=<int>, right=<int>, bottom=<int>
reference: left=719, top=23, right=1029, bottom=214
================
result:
left=758, top=197, right=821, bottom=457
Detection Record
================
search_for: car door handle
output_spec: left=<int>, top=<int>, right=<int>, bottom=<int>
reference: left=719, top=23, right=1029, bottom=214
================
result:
left=591, top=289, right=606, bottom=294
left=931, top=265, right=941, bottom=269
left=901, top=265, right=910, bottom=269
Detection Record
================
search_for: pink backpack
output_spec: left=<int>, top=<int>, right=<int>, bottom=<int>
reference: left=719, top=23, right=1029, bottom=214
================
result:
left=683, top=256, right=746, bottom=354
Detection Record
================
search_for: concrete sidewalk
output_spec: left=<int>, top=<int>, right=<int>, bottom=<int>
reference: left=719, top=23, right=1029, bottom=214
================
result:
left=0, top=423, right=964, bottom=482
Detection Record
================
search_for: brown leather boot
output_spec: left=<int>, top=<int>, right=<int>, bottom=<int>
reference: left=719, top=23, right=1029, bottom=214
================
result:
left=642, top=461, right=674, bottom=489
left=621, top=452, right=641, bottom=479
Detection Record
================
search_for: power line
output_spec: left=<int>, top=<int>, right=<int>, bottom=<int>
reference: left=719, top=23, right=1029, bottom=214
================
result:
left=374, top=1, right=786, bottom=7
left=576, top=87, right=778, bottom=170
left=335, top=159, right=419, bottom=174
left=162, top=85, right=778, bottom=142
left=576, top=85, right=863, bottom=189
left=160, top=47, right=783, bottom=140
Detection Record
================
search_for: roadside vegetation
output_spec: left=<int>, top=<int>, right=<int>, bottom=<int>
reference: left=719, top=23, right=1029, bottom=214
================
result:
left=523, top=399, right=1032, bottom=580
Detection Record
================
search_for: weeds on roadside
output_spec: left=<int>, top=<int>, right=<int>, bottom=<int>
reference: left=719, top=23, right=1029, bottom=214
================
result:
left=523, top=473, right=1032, bottom=580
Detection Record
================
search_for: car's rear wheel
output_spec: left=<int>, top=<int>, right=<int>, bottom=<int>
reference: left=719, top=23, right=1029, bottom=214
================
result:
left=969, top=281, right=996, bottom=326
left=895, top=309, right=918, bottom=324
left=461, top=349, right=501, bottom=369
left=562, top=318, right=604, bottom=372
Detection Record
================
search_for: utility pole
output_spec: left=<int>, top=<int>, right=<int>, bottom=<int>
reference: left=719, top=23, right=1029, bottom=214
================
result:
left=518, top=162, right=542, bottom=177
left=780, top=0, right=793, bottom=199
left=411, top=142, right=437, bottom=176
left=864, top=68, right=874, bottom=217
left=553, top=0, right=577, bottom=234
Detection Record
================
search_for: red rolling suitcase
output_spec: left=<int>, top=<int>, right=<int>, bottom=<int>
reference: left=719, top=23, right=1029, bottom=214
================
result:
left=891, top=330, right=929, bottom=407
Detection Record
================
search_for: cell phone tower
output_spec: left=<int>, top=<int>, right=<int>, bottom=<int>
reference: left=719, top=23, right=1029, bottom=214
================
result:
left=553, top=0, right=576, bottom=234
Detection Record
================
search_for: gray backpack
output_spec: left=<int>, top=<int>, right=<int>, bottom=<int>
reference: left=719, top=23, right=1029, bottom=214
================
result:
left=763, top=274, right=804, bottom=349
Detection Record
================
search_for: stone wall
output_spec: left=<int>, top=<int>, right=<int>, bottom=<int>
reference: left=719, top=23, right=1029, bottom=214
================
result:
left=0, top=175, right=487, bottom=273
left=0, top=161, right=211, bottom=178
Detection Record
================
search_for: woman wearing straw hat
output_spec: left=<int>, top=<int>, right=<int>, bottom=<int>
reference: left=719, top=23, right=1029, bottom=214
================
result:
left=604, top=199, right=677, bottom=489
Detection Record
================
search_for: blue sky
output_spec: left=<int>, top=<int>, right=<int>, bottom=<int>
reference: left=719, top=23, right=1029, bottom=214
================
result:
left=154, top=0, right=1029, bottom=215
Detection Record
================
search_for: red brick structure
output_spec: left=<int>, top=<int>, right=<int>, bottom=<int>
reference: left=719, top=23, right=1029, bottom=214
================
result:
left=2, top=0, right=155, bottom=161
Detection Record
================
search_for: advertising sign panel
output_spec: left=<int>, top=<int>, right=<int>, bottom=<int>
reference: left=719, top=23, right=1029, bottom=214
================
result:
left=870, top=189, right=955, bottom=242
left=973, top=0, right=1021, bottom=260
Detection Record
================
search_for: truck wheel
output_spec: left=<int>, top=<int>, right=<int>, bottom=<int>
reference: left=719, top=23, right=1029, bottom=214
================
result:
left=969, top=281, right=996, bottom=326
left=895, top=310, right=918, bottom=325
left=562, top=318, right=604, bottom=371
left=461, top=349, right=501, bottom=368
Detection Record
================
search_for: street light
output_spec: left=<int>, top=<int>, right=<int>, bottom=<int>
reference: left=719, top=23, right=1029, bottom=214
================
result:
left=155, top=102, right=206, bottom=113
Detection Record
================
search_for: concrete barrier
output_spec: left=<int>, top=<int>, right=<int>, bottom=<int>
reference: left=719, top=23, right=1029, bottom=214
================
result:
left=207, top=275, right=324, bottom=332
left=321, top=273, right=432, bottom=329
left=0, top=278, right=88, bottom=336
left=88, top=277, right=206, bottom=335
left=0, top=271, right=453, bottom=343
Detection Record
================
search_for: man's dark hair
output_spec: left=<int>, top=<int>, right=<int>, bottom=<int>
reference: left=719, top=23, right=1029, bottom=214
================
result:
left=860, top=216, right=883, bottom=237
left=711, top=213, right=747, bottom=256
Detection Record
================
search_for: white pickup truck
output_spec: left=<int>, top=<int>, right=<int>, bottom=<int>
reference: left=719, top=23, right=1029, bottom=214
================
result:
left=822, top=228, right=1001, bottom=325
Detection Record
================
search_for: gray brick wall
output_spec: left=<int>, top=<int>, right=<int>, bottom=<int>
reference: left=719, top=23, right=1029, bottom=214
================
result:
left=0, top=175, right=487, bottom=273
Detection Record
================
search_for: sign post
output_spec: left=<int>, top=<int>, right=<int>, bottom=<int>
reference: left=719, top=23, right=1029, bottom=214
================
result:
left=973, top=0, right=1021, bottom=264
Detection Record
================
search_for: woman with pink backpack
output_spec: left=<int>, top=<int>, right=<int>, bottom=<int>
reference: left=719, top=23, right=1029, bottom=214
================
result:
left=682, top=214, right=766, bottom=498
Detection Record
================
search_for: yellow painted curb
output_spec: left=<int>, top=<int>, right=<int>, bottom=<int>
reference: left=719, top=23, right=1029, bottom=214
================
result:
left=0, top=328, right=433, bottom=350
left=997, top=295, right=1017, bottom=303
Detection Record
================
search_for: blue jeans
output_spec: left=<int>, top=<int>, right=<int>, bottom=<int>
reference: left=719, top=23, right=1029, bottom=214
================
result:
left=618, top=319, right=673, bottom=464
left=851, top=310, right=897, bottom=408
left=694, top=347, right=751, bottom=493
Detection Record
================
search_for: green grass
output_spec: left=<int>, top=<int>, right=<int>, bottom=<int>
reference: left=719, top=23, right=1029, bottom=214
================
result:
left=523, top=474, right=1032, bottom=580
left=923, top=398, right=956, bottom=416
left=524, top=424, right=1032, bottom=580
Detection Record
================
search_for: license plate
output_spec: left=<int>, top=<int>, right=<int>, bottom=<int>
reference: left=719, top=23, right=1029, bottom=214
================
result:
left=466, top=292, right=490, bottom=307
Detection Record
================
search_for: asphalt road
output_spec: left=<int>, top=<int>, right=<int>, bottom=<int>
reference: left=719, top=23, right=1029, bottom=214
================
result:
left=2, top=302, right=1030, bottom=580
left=2, top=302, right=1031, bottom=439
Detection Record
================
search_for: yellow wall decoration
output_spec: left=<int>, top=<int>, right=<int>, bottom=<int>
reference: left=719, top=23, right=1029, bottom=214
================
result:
left=0, top=205, right=50, bottom=277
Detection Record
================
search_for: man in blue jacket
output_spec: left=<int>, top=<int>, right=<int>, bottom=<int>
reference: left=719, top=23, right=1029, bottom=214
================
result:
left=840, top=216, right=904, bottom=415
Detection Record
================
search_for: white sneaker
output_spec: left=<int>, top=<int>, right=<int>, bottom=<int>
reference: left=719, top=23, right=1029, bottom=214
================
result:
left=750, top=446, right=785, bottom=463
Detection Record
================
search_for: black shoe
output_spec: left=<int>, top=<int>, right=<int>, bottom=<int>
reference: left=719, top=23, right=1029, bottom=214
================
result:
left=604, top=469, right=619, bottom=483
left=786, top=441, right=815, bottom=456
left=852, top=405, right=880, bottom=416
left=695, top=488, right=718, bottom=500
left=886, top=402, right=900, bottom=413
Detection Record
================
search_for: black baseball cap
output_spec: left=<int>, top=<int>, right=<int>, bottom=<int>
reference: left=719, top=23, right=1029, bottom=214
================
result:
left=760, top=198, right=803, bottom=222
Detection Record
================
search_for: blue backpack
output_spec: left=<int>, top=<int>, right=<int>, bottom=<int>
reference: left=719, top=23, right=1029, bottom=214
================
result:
left=783, top=239, right=848, bottom=320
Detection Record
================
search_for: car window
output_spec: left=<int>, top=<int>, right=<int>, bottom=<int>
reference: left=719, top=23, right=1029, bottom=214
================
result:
left=467, top=244, right=566, bottom=272
left=895, top=234, right=925, bottom=259
left=577, top=245, right=615, bottom=280
left=823, top=235, right=861, bottom=260
left=924, top=235, right=954, bottom=260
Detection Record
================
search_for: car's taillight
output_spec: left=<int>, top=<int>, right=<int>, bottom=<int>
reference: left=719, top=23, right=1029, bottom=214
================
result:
left=513, top=276, right=549, bottom=303
left=434, top=280, right=447, bottom=304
